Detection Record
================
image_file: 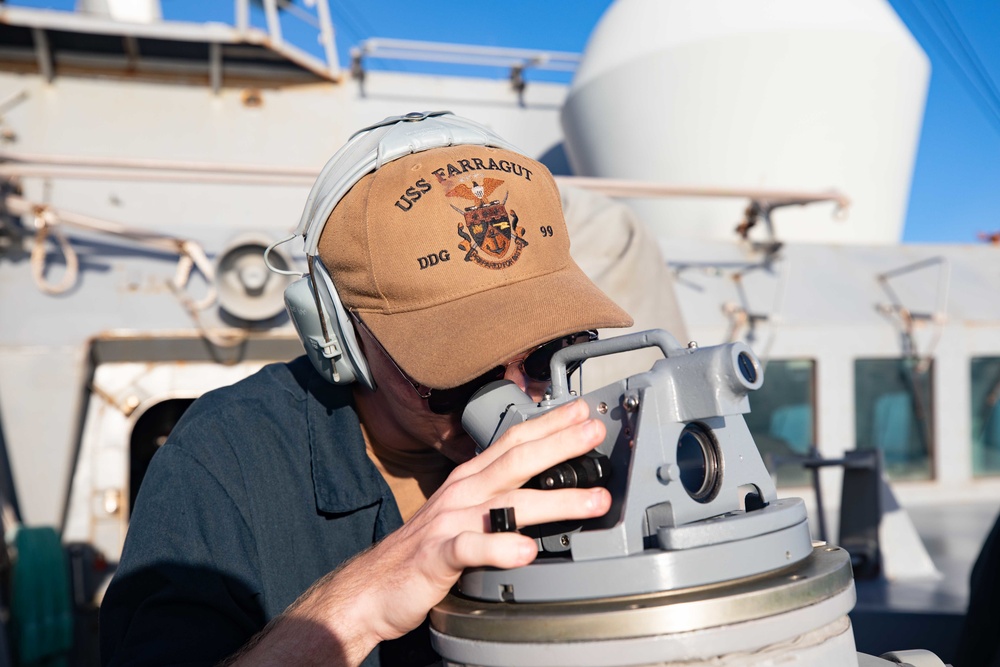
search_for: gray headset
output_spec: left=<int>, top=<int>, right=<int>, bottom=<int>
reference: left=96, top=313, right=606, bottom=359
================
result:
left=268, top=111, right=520, bottom=388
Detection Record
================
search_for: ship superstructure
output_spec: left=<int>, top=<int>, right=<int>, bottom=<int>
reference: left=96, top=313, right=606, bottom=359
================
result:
left=0, top=1, right=997, bottom=664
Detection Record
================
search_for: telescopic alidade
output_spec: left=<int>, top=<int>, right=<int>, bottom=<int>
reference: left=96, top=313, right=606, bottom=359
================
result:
left=430, top=330, right=945, bottom=667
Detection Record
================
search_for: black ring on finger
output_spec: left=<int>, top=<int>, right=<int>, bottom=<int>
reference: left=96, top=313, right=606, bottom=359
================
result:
left=489, top=507, right=517, bottom=533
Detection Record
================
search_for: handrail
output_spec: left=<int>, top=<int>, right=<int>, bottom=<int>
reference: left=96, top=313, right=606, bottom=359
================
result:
left=351, top=37, right=579, bottom=94
left=352, top=38, right=580, bottom=72
left=0, top=150, right=850, bottom=212
left=0, top=149, right=317, bottom=176
left=553, top=176, right=849, bottom=211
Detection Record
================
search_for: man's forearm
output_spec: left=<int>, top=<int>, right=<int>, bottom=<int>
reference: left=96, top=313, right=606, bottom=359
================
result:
left=223, top=565, right=380, bottom=667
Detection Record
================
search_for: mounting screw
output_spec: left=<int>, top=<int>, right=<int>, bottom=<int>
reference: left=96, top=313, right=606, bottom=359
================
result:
left=623, top=394, right=639, bottom=412
left=687, top=341, right=699, bottom=349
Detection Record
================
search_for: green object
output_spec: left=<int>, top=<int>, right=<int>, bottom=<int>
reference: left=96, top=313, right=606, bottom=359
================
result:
left=10, top=526, right=73, bottom=666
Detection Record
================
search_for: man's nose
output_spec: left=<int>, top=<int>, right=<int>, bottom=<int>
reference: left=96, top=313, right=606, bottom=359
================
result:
left=503, top=361, right=528, bottom=391
left=504, top=362, right=547, bottom=401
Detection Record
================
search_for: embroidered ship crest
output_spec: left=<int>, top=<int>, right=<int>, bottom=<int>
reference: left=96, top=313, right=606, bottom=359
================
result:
left=449, top=178, right=528, bottom=269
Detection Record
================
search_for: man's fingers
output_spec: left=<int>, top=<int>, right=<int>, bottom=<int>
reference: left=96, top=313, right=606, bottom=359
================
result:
left=455, top=399, right=593, bottom=477
left=442, top=488, right=610, bottom=570
left=443, top=531, right=538, bottom=571
left=483, top=487, right=611, bottom=529
left=471, top=418, right=606, bottom=498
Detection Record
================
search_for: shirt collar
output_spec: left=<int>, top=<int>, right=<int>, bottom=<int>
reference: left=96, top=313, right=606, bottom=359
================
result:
left=304, top=368, right=387, bottom=514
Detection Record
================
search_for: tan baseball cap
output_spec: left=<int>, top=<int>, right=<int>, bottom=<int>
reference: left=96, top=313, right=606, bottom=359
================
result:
left=318, top=144, right=633, bottom=389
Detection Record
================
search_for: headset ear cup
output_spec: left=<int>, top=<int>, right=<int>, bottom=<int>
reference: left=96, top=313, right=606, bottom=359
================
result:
left=312, top=259, right=374, bottom=390
left=283, top=270, right=374, bottom=390
left=284, top=276, right=353, bottom=385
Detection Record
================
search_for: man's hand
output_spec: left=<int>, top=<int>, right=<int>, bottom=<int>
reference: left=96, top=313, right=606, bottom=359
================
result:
left=357, top=399, right=609, bottom=639
left=235, top=399, right=610, bottom=666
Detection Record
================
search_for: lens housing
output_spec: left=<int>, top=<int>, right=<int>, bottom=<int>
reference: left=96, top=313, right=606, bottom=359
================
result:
left=676, top=423, right=722, bottom=503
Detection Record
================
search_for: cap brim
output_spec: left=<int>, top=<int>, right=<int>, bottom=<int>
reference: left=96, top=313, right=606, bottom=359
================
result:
left=358, top=262, right=633, bottom=389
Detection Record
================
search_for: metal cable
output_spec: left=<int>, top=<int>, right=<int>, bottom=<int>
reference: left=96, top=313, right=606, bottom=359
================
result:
left=899, top=0, right=1000, bottom=136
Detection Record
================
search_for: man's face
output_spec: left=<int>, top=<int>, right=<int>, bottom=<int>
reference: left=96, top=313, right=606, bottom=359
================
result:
left=352, top=323, right=551, bottom=463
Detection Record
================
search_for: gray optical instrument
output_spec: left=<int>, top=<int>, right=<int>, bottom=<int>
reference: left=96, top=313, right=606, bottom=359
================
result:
left=459, top=329, right=812, bottom=602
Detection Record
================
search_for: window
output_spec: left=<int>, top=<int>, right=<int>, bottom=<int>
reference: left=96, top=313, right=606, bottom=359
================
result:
left=747, top=359, right=815, bottom=487
left=854, top=358, right=933, bottom=480
left=971, top=357, right=1000, bottom=477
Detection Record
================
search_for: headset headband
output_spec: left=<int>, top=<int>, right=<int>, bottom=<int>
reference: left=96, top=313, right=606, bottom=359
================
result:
left=294, top=111, right=520, bottom=256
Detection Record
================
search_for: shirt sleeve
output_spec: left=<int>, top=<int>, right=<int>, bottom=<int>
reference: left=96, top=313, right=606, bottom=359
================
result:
left=100, top=444, right=266, bottom=667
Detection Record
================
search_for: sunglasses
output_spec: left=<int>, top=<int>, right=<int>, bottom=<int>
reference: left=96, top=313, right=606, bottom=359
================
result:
left=352, top=313, right=597, bottom=415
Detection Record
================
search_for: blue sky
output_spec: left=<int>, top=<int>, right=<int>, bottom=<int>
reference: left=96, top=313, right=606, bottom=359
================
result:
left=9, top=0, right=1000, bottom=244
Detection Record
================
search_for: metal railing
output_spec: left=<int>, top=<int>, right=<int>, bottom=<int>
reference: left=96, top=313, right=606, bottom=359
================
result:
left=234, top=0, right=339, bottom=74
left=0, top=151, right=849, bottom=215
left=350, top=37, right=580, bottom=96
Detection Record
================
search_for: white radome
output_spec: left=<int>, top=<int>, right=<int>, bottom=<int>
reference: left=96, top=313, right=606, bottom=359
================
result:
left=562, top=0, right=930, bottom=245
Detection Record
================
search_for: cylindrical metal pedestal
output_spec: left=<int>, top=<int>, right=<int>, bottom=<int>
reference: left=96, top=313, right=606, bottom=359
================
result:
left=431, top=545, right=858, bottom=667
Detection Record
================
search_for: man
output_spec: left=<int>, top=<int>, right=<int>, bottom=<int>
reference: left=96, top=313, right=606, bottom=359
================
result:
left=100, top=112, right=633, bottom=666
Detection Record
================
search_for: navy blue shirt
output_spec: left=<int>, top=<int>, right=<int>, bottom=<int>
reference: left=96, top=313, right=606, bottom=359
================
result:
left=100, top=356, right=439, bottom=666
